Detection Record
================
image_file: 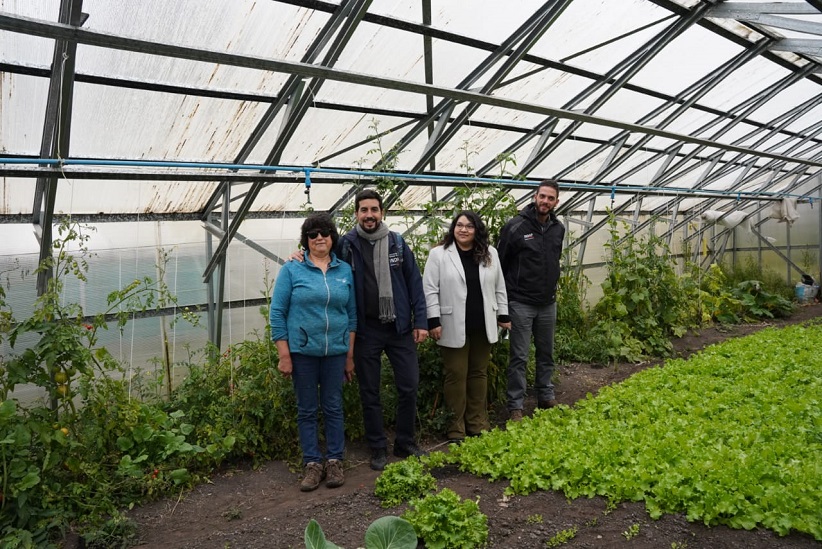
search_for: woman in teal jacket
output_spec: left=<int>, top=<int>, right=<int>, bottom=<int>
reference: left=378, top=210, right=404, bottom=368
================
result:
left=270, top=212, right=357, bottom=492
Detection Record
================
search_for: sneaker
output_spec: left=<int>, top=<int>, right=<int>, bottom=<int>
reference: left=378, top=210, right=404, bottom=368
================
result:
left=508, top=409, right=523, bottom=422
left=370, top=447, right=388, bottom=471
left=300, top=462, right=325, bottom=492
left=325, top=459, right=345, bottom=488
left=537, top=399, right=559, bottom=409
left=393, top=442, right=428, bottom=459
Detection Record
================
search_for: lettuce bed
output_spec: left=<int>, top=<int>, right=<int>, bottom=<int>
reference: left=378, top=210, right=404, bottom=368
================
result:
left=452, top=322, right=822, bottom=540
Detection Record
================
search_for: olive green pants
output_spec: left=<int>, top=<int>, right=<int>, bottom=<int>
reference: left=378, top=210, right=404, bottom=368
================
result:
left=441, top=329, right=492, bottom=440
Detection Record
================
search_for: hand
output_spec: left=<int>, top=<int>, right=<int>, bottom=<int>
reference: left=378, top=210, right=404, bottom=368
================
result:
left=278, top=355, right=293, bottom=377
left=413, top=329, right=428, bottom=344
left=429, top=326, right=442, bottom=341
left=344, top=356, right=355, bottom=382
left=288, top=249, right=305, bottom=262
left=497, top=321, right=511, bottom=330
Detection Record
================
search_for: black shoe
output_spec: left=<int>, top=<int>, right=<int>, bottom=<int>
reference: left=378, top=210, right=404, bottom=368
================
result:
left=447, top=438, right=464, bottom=446
left=393, top=442, right=428, bottom=459
left=370, top=448, right=388, bottom=471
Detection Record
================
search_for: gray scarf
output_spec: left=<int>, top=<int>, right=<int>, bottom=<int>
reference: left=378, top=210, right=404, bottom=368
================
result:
left=356, top=222, right=395, bottom=323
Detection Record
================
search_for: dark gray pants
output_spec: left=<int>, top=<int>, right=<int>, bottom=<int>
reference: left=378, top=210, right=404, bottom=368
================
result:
left=506, top=300, right=557, bottom=411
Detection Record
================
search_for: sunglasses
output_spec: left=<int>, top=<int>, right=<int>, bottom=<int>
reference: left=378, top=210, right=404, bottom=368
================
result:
left=306, top=229, right=331, bottom=239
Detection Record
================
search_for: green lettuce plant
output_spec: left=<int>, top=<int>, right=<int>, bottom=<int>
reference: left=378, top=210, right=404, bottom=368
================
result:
left=374, top=456, right=437, bottom=508
left=449, top=322, right=822, bottom=540
left=402, top=488, right=488, bottom=549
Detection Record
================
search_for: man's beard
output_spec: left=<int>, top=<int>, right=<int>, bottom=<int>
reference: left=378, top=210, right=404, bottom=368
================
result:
left=360, top=219, right=379, bottom=233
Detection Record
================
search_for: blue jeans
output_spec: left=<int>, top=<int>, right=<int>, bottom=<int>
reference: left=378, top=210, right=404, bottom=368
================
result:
left=291, top=353, right=346, bottom=465
left=506, top=300, right=557, bottom=410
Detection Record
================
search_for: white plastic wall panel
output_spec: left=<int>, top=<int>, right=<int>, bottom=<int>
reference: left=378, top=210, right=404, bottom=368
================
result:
left=68, top=81, right=265, bottom=162
left=82, top=1, right=326, bottom=63
left=428, top=0, right=551, bottom=45
left=540, top=139, right=603, bottom=180
left=630, top=25, right=742, bottom=97
left=492, top=65, right=605, bottom=115
left=528, top=0, right=670, bottom=68
left=695, top=58, right=791, bottom=114
left=248, top=181, right=320, bottom=212
left=0, top=177, right=35, bottom=215
left=748, top=79, right=822, bottom=126
left=41, top=179, right=220, bottom=215
left=0, top=74, right=48, bottom=155
left=75, top=45, right=294, bottom=99
left=367, top=0, right=421, bottom=23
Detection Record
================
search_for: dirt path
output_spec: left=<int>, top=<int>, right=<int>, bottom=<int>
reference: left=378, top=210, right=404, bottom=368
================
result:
left=127, top=303, right=822, bottom=548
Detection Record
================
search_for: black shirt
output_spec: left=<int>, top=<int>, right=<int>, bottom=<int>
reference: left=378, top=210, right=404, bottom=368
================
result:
left=457, top=246, right=485, bottom=333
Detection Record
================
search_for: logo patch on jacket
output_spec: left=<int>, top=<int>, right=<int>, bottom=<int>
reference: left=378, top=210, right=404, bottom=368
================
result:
left=523, top=233, right=534, bottom=241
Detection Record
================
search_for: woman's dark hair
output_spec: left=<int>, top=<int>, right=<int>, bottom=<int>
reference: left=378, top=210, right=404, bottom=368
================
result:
left=300, top=211, right=339, bottom=251
left=441, top=210, right=491, bottom=266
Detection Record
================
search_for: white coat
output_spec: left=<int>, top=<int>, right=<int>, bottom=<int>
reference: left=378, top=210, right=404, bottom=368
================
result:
left=423, top=244, right=508, bottom=348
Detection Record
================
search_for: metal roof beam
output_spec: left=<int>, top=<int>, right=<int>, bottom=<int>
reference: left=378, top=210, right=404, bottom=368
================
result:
left=518, top=2, right=715, bottom=176
left=710, top=3, right=820, bottom=16
left=32, top=0, right=84, bottom=296
left=201, top=0, right=373, bottom=217
left=734, top=13, right=822, bottom=36
left=201, top=0, right=373, bottom=284
left=2, top=12, right=821, bottom=168
left=379, top=0, right=575, bottom=209
left=408, top=0, right=574, bottom=174
left=770, top=39, right=822, bottom=55
left=653, top=149, right=822, bottom=244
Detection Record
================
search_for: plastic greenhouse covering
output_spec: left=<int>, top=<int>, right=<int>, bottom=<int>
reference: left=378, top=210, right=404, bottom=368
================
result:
left=1, top=0, right=821, bottom=402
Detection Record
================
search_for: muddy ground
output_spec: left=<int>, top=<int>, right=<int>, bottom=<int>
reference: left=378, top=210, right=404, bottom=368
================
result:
left=127, top=303, right=822, bottom=549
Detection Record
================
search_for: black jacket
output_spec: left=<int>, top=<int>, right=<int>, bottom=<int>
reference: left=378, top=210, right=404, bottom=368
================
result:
left=497, top=203, right=565, bottom=306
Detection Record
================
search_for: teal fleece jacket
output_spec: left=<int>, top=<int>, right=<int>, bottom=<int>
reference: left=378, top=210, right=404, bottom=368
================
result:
left=269, top=253, right=357, bottom=357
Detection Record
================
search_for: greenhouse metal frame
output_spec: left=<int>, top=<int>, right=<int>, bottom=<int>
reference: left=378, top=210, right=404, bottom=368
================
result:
left=1, top=0, right=821, bottom=353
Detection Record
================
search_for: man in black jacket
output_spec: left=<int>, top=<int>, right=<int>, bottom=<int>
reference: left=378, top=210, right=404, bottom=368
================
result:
left=497, top=180, right=565, bottom=421
left=339, top=190, right=429, bottom=469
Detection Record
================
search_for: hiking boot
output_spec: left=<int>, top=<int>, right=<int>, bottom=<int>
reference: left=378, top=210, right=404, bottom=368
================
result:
left=325, top=459, right=344, bottom=489
left=537, top=398, right=559, bottom=409
left=370, top=448, right=388, bottom=471
left=508, top=409, right=523, bottom=422
left=393, top=442, right=428, bottom=459
left=300, top=462, right=325, bottom=492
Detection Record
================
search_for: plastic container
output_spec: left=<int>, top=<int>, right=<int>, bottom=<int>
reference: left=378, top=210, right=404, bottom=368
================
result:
left=795, top=282, right=819, bottom=303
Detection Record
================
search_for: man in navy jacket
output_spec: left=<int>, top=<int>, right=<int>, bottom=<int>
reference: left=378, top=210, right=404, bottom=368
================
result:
left=338, top=189, right=429, bottom=470
left=497, top=180, right=565, bottom=421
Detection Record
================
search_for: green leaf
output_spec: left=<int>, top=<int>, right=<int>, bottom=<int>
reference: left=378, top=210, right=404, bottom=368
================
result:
left=0, top=399, right=16, bottom=421
left=364, top=516, right=417, bottom=549
left=169, top=468, right=191, bottom=485
left=116, top=436, right=134, bottom=451
left=17, top=471, right=41, bottom=491
left=304, top=519, right=343, bottom=549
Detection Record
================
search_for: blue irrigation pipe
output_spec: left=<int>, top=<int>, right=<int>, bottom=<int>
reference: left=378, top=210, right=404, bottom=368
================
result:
left=0, top=157, right=812, bottom=200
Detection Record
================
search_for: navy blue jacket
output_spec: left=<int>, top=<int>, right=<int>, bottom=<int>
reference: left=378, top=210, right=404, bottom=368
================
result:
left=338, top=227, right=427, bottom=334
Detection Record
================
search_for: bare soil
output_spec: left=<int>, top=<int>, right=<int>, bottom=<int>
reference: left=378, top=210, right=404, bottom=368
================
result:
left=128, top=303, right=822, bottom=549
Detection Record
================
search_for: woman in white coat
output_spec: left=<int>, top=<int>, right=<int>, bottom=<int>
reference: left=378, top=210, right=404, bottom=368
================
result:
left=423, top=210, right=510, bottom=442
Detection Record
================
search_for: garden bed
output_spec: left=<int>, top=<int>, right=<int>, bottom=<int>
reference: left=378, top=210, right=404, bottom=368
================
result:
left=125, top=303, right=822, bottom=549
